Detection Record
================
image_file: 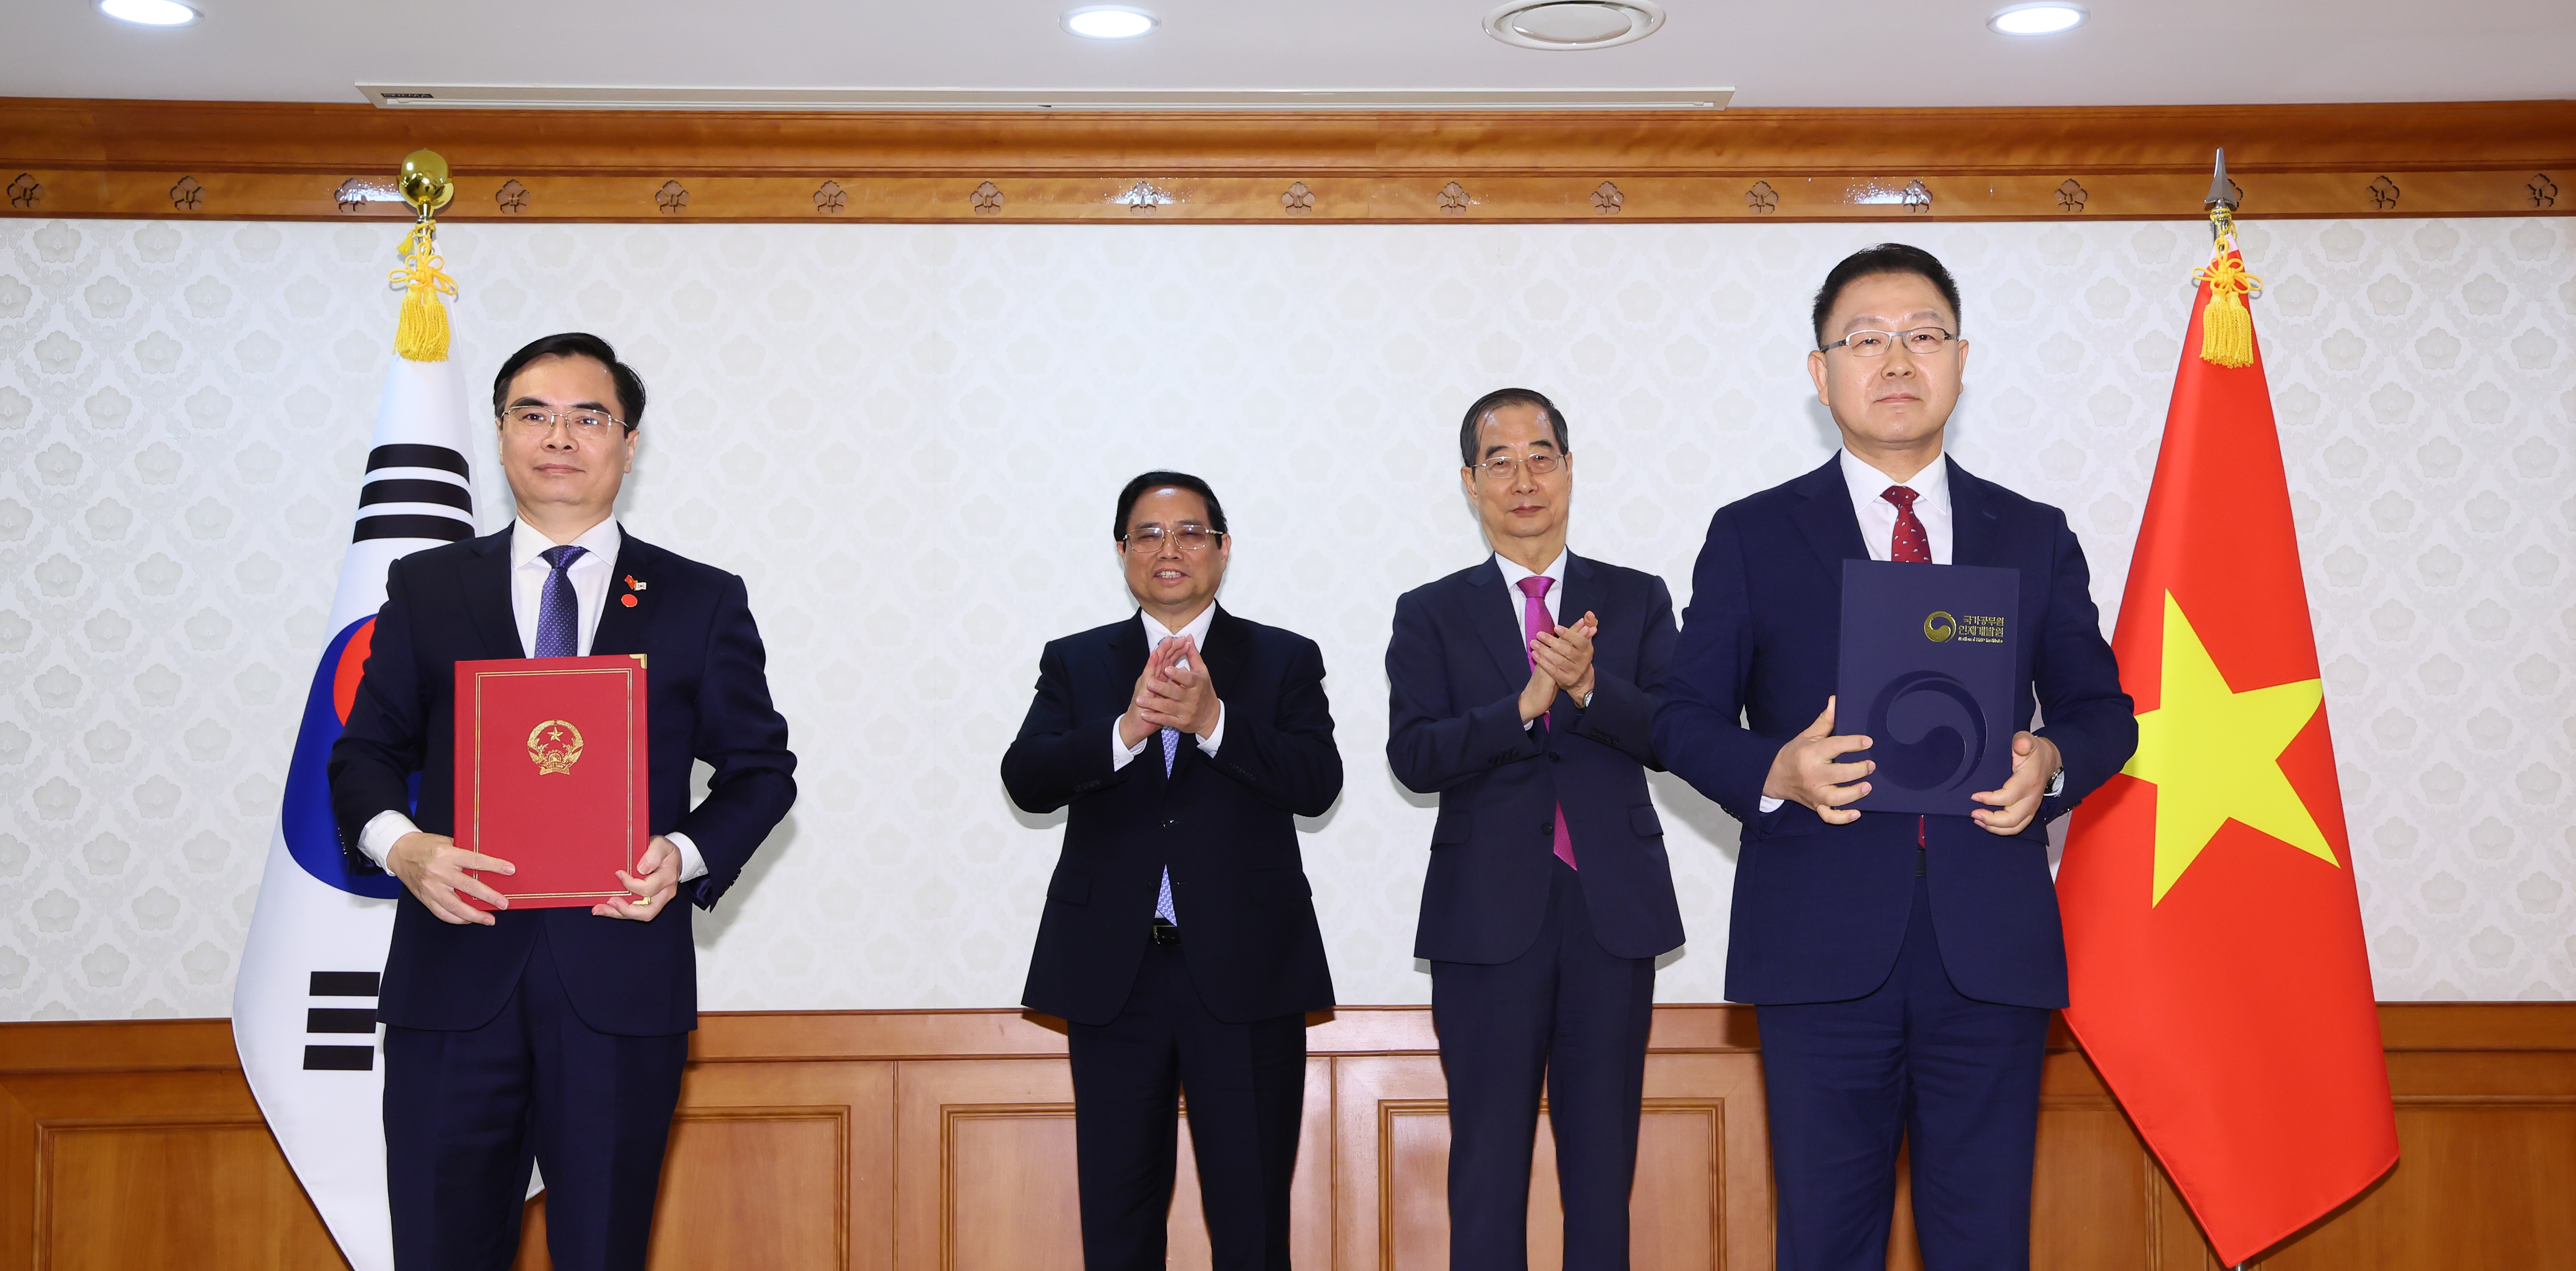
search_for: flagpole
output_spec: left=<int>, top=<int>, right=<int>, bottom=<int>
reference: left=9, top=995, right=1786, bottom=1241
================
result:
left=231, top=147, right=482, bottom=1271
left=2211, top=154, right=2262, bottom=1271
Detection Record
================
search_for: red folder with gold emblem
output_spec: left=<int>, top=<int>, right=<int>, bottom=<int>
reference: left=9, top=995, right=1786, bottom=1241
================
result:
left=453, top=655, right=649, bottom=911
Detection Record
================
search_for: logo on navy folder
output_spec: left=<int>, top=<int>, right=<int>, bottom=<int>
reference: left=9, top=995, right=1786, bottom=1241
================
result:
left=1864, top=670, right=1991, bottom=793
left=1925, top=610, right=2006, bottom=645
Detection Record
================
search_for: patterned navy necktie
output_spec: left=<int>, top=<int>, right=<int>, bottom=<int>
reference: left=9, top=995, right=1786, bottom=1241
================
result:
left=1155, top=635, right=1180, bottom=926
left=532, top=544, right=588, bottom=658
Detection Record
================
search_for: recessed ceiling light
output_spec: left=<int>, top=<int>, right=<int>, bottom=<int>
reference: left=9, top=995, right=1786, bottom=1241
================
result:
left=97, top=0, right=200, bottom=24
left=1062, top=6, right=1157, bottom=39
left=1987, top=3, right=2086, bottom=34
left=1485, top=0, right=1666, bottom=51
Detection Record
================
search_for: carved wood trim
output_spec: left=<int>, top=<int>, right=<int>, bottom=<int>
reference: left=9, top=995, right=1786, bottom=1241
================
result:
left=1, top=98, right=2569, bottom=223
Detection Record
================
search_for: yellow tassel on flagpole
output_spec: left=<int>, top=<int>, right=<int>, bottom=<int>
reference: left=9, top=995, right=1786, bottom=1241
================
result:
left=389, top=219, right=458, bottom=363
left=2193, top=214, right=2261, bottom=369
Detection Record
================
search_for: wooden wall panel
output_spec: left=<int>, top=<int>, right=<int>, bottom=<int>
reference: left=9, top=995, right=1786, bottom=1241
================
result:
left=1337, top=1049, right=1765, bottom=1271
left=2, top=98, right=2570, bottom=224
left=2, top=1005, right=2571, bottom=1271
left=2259, top=1102, right=2576, bottom=1271
left=38, top=1121, right=342, bottom=1271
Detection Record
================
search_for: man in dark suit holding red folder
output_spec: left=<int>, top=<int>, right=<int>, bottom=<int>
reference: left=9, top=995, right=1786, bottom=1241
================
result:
left=331, top=332, right=797, bottom=1271
left=1654, top=246, right=2134, bottom=1271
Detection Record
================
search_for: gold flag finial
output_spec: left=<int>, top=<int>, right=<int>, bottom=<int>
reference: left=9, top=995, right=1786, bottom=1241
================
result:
left=390, top=149, right=459, bottom=362
left=2193, top=148, right=2259, bottom=368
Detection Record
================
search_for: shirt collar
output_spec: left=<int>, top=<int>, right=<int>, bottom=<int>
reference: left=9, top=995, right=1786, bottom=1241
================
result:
left=1491, top=547, right=1569, bottom=592
left=1140, top=601, right=1218, bottom=650
left=511, top=516, right=622, bottom=569
left=1839, top=448, right=1948, bottom=510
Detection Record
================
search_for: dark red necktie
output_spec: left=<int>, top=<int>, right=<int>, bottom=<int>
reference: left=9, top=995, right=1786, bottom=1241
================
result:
left=1883, top=485, right=1930, bottom=563
left=1883, top=484, right=1933, bottom=863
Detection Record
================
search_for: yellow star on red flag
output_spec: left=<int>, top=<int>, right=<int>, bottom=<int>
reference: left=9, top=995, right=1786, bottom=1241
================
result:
left=2119, top=592, right=2337, bottom=904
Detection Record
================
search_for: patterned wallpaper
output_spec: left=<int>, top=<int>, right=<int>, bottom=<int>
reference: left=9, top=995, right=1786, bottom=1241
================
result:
left=2, top=216, right=2568, bottom=1020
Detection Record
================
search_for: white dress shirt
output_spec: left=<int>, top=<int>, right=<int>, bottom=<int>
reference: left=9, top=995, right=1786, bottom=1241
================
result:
left=1111, top=602, right=1227, bottom=768
left=358, top=516, right=708, bottom=884
left=1491, top=547, right=1566, bottom=632
left=1840, top=447, right=1952, bottom=564
left=1493, top=547, right=1592, bottom=719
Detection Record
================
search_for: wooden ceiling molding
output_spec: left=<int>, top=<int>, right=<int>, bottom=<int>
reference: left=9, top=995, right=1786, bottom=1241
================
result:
left=2, top=96, right=2570, bottom=224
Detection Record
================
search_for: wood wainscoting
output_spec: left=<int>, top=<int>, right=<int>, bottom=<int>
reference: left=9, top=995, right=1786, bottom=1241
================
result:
left=2, top=1004, right=2571, bottom=1270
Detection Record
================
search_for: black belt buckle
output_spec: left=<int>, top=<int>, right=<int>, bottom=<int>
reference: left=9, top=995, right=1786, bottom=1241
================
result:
left=1149, top=919, right=1181, bottom=946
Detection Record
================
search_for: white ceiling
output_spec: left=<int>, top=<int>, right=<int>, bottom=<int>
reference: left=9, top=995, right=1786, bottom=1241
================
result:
left=2, top=0, right=2571, bottom=109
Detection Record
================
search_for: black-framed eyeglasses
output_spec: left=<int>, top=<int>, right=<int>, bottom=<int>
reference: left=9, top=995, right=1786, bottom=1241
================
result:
left=1121, top=524, right=1226, bottom=554
left=500, top=406, right=631, bottom=439
left=1819, top=326, right=1958, bottom=358
left=1470, top=451, right=1565, bottom=481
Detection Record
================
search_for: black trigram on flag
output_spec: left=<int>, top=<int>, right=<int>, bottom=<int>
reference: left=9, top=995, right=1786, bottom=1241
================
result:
left=352, top=443, right=476, bottom=544
left=302, top=970, right=381, bottom=1071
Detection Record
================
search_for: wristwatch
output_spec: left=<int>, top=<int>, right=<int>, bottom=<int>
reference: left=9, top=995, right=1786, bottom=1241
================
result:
left=2044, top=768, right=2066, bottom=798
left=1578, top=688, right=1595, bottom=709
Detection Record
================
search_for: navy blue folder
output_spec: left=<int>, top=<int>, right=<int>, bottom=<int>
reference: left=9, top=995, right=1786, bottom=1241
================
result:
left=1837, top=559, right=2021, bottom=815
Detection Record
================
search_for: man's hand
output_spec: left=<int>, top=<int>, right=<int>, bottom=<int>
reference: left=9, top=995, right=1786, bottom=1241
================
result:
left=1517, top=660, right=1558, bottom=723
left=1138, top=636, right=1222, bottom=739
left=1118, top=638, right=1183, bottom=748
left=387, top=831, right=513, bottom=926
left=1971, top=732, right=2062, bottom=836
left=1530, top=611, right=1599, bottom=703
left=595, top=835, right=682, bottom=920
left=1762, top=697, right=1876, bottom=826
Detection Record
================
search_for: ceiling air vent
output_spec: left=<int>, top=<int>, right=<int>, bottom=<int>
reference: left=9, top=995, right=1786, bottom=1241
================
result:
left=1483, top=0, right=1667, bottom=50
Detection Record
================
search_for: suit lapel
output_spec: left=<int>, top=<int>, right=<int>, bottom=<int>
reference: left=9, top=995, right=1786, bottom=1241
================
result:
left=459, top=529, right=523, bottom=659
left=1943, top=456, right=2006, bottom=568
left=1112, top=609, right=1151, bottom=680
left=1465, top=557, right=1535, bottom=689
left=1558, top=552, right=1598, bottom=631
left=1177, top=608, right=1257, bottom=783
left=589, top=529, right=654, bottom=657
left=1201, top=606, right=1253, bottom=697
left=1789, top=456, right=1870, bottom=575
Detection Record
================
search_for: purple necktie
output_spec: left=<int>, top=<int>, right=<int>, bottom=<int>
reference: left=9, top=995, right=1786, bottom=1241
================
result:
left=532, top=544, right=587, bottom=658
left=1155, top=636, right=1179, bottom=925
left=1516, top=575, right=1578, bottom=871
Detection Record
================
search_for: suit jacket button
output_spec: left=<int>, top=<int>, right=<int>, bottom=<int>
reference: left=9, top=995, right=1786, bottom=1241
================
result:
left=1162, top=818, right=1175, bottom=829
left=1549, top=753, right=1563, bottom=763
left=1539, top=819, right=1553, bottom=832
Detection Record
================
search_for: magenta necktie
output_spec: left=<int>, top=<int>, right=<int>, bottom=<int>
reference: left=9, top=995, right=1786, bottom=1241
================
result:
left=1516, top=575, right=1578, bottom=871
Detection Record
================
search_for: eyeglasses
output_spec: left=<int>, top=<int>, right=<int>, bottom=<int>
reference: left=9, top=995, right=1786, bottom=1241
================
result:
left=1470, top=451, right=1564, bottom=481
left=1819, top=326, right=1958, bottom=357
left=1121, top=524, right=1226, bottom=554
left=501, top=406, right=629, bottom=439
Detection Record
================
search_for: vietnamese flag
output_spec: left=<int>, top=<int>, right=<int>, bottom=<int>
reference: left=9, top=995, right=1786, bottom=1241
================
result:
left=2055, top=236, right=2399, bottom=1266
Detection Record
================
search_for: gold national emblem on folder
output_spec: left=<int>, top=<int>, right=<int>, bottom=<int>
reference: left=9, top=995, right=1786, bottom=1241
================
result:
left=527, top=719, right=585, bottom=775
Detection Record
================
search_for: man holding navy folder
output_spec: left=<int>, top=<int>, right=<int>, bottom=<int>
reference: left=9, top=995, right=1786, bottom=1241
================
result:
left=1654, top=245, right=2135, bottom=1271
left=330, top=332, right=797, bottom=1271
